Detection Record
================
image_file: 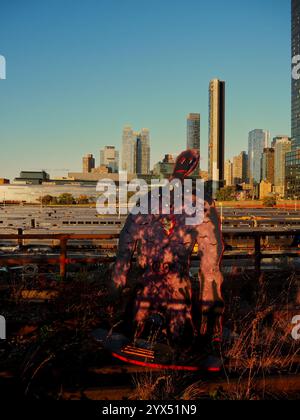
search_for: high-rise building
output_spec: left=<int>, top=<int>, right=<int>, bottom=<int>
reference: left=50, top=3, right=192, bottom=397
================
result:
left=136, top=128, right=150, bottom=175
left=292, top=0, right=300, bottom=149
left=208, top=79, right=225, bottom=197
left=274, top=136, right=291, bottom=197
left=286, top=0, right=300, bottom=197
left=187, top=114, right=200, bottom=173
left=261, top=148, right=275, bottom=185
left=224, top=160, right=233, bottom=186
left=187, top=113, right=200, bottom=175
left=248, top=129, right=270, bottom=184
left=82, top=154, right=95, bottom=173
left=121, top=126, right=151, bottom=175
left=100, top=146, right=119, bottom=173
left=233, top=151, right=248, bottom=184
left=187, top=113, right=200, bottom=149
left=121, top=126, right=136, bottom=174
left=286, top=149, right=300, bottom=197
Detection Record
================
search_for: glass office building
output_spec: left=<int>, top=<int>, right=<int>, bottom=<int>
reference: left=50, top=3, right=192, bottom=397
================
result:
left=187, top=113, right=201, bottom=175
left=136, top=129, right=150, bottom=175
left=286, top=0, right=300, bottom=197
left=187, top=113, right=200, bottom=150
left=248, top=129, right=270, bottom=184
left=292, top=0, right=300, bottom=149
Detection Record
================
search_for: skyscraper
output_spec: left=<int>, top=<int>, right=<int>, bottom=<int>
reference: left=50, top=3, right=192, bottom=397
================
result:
left=136, top=129, right=150, bottom=175
left=121, top=126, right=151, bottom=175
left=82, top=154, right=95, bottom=173
left=286, top=0, right=300, bottom=197
left=208, top=79, right=225, bottom=197
left=261, top=148, right=275, bottom=185
left=248, top=129, right=270, bottom=184
left=187, top=113, right=201, bottom=149
left=121, top=126, right=136, bottom=174
left=224, top=160, right=233, bottom=186
left=292, top=0, right=300, bottom=149
left=274, top=136, right=291, bottom=197
left=233, top=151, right=248, bottom=184
left=187, top=113, right=200, bottom=175
left=100, top=146, right=119, bottom=173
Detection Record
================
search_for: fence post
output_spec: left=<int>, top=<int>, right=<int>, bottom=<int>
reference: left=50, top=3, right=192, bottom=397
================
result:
left=60, top=238, right=68, bottom=279
left=17, top=228, right=23, bottom=247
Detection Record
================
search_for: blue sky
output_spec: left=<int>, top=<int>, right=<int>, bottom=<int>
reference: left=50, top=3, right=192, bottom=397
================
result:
left=0, top=0, right=291, bottom=179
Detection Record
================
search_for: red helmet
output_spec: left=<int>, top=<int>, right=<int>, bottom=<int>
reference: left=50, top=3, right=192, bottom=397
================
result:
left=172, top=149, right=200, bottom=179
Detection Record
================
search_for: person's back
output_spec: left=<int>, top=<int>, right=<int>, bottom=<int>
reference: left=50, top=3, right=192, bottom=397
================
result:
left=112, top=150, right=224, bottom=352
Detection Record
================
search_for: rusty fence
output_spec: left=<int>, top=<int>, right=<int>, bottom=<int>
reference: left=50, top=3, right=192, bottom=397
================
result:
left=0, top=230, right=300, bottom=278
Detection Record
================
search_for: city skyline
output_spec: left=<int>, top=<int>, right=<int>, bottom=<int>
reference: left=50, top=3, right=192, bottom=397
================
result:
left=0, top=0, right=291, bottom=180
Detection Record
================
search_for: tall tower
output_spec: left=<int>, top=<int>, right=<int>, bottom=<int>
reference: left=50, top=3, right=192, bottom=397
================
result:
left=286, top=0, right=300, bottom=197
left=187, top=113, right=200, bottom=175
left=292, top=0, right=300, bottom=149
left=261, top=148, right=275, bottom=185
left=136, top=128, right=150, bottom=175
left=248, top=129, right=270, bottom=184
left=208, top=79, right=225, bottom=197
left=121, top=126, right=136, bottom=174
left=274, top=136, right=291, bottom=197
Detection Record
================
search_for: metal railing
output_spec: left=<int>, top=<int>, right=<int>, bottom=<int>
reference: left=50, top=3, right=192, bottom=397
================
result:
left=0, top=229, right=299, bottom=277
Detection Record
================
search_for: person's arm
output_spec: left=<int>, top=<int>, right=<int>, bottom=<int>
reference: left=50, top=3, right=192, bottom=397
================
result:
left=112, top=213, right=138, bottom=290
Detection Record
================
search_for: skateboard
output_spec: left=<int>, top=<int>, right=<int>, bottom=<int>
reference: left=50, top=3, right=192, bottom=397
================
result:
left=92, top=328, right=221, bottom=372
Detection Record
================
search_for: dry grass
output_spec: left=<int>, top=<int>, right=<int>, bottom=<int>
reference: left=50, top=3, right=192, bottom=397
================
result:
left=132, top=272, right=300, bottom=400
left=131, top=372, right=177, bottom=400
left=1, top=268, right=299, bottom=400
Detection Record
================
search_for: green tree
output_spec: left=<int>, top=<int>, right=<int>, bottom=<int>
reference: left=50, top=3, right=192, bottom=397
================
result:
left=38, top=195, right=54, bottom=205
left=58, top=193, right=75, bottom=205
left=216, top=186, right=236, bottom=202
left=263, top=196, right=276, bottom=207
